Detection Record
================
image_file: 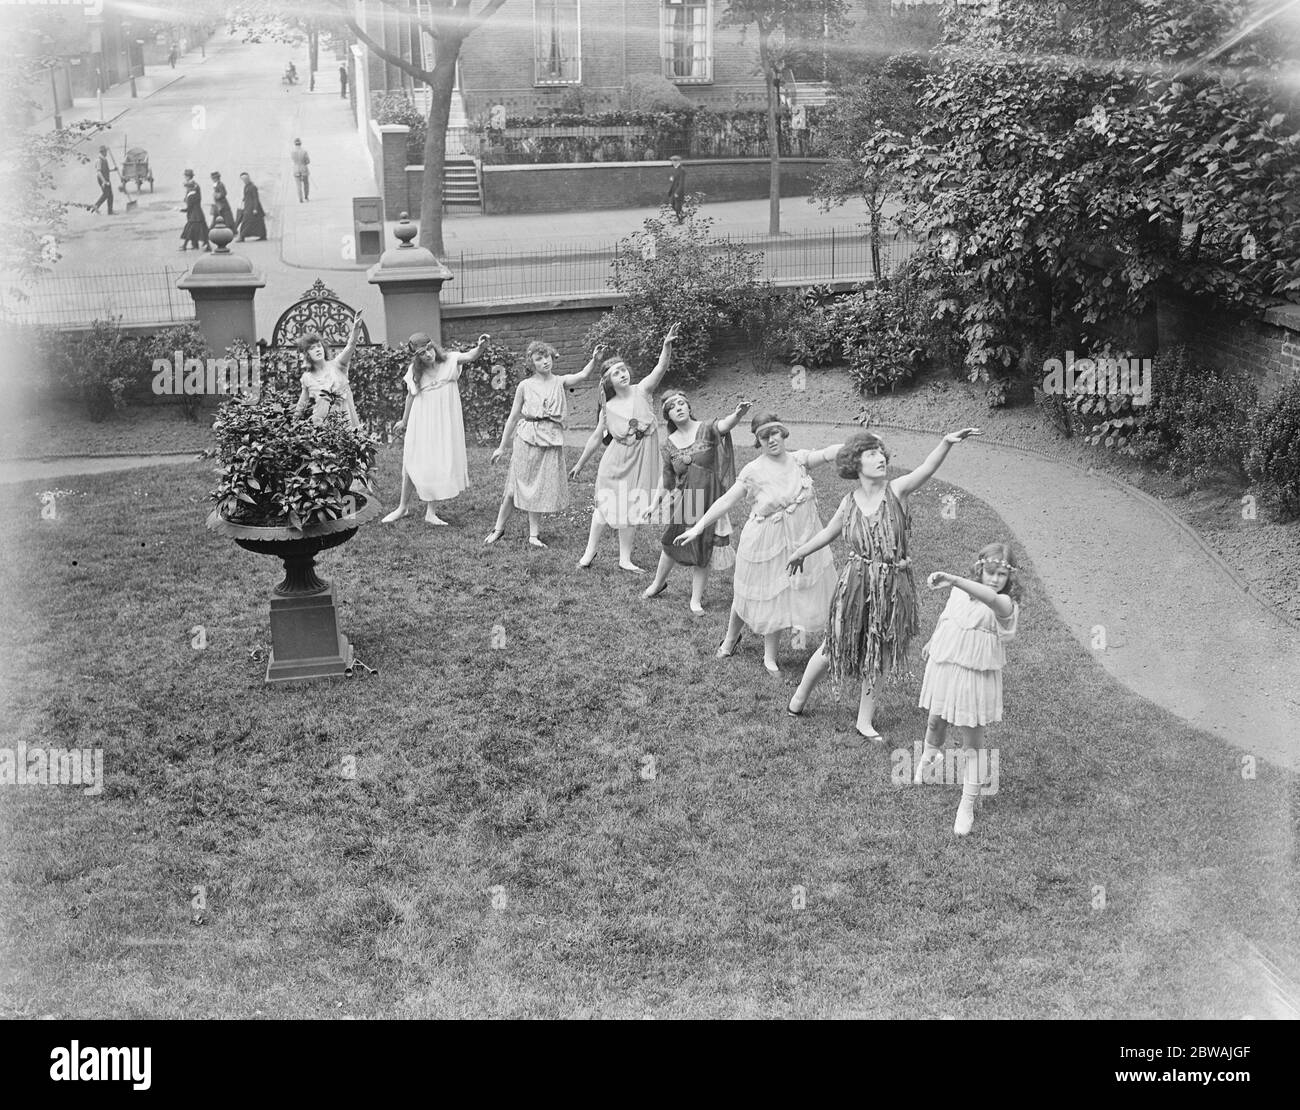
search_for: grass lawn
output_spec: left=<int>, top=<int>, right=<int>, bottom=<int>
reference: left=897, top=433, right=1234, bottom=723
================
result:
left=1, top=441, right=1296, bottom=1018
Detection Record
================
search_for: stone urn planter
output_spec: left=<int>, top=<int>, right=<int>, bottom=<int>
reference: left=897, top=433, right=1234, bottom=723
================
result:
left=206, top=492, right=381, bottom=683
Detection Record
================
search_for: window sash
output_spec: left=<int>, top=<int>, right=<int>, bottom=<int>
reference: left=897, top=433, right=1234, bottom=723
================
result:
left=663, top=0, right=711, bottom=83
left=534, top=0, right=582, bottom=85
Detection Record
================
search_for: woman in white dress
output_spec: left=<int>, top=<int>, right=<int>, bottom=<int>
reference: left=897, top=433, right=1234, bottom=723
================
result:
left=382, top=331, right=488, bottom=525
left=292, top=310, right=364, bottom=429
left=675, top=411, right=841, bottom=674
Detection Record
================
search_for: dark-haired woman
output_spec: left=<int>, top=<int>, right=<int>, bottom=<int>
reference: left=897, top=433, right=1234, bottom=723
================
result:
left=675, top=412, right=843, bottom=674
left=642, top=393, right=750, bottom=613
left=292, top=310, right=364, bottom=429
left=785, top=427, right=981, bottom=741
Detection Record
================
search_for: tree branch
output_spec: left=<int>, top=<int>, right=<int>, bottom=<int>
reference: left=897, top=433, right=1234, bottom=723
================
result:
left=368, top=0, right=442, bottom=41
left=345, top=16, right=436, bottom=84
left=464, top=0, right=511, bottom=35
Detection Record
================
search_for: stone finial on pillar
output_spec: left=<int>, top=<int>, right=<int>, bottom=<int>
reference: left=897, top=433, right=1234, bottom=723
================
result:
left=177, top=218, right=266, bottom=356
left=366, top=212, right=454, bottom=347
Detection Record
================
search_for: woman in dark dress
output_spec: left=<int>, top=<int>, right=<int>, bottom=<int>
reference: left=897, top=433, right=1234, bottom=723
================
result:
left=642, top=394, right=749, bottom=614
left=209, top=171, right=235, bottom=233
left=179, top=183, right=208, bottom=251
left=236, top=172, right=268, bottom=241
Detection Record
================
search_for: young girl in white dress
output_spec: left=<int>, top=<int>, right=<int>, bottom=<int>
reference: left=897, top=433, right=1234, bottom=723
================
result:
left=484, top=340, right=605, bottom=548
left=570, top=323, right=680, bottom=573
left=292, top=310, right=364, bottom=429
left=915, top=542, right=1020, bottom=836
left=675, top=411, right=841, bottom=674
left=382, top=332, right=488, bottom=526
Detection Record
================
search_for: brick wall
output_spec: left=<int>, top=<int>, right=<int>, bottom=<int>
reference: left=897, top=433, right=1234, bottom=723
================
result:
left=442, top=297, right=619, bottom=373
left=479, top=157, right=828, bottom=214
left=1157, top=290, right=1300, bottom=401
left=369, top=123, right=413, bottom=213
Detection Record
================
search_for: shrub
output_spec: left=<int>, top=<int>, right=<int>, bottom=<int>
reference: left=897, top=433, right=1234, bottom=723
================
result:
left=623, top=74, right=692, bottom=112
left=373, top=92, right=428, bottom=165
left=209, top=384, right=379, bottom=530
left=453, top=336, right=525, bottom=446
left=67, top=318, right=139, bottom=421
left=779, top=285, right=844, bottom=369
left=733, top=285, right=805, bottom=374
left=143, top=323, right=210, bottom=421
left=1245, top=374, right=1300, bottom=519
left=587, top=199, right=761, bottom=386
left=1079, top=346, right=1256, bottom=481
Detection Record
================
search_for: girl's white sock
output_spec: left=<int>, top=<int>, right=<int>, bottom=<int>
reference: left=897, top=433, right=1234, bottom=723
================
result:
left=954, top=752, right=981, bottom=836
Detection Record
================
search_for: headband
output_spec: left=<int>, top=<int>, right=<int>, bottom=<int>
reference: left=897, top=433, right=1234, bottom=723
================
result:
left=754, top=421, right=789, bottom=438
left=979, top=557, right=1019, bottom=572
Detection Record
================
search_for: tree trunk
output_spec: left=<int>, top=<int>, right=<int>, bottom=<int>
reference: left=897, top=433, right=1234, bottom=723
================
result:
left=762, top=42, right=780, bottom=236
left=419, top=36, right=461, bottom=258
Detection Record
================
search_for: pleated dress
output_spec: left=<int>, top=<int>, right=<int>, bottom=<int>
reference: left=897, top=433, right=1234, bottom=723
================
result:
left=918, top=587, right=1019, bottom=727
left=403, top=355, right=468, bottom=501
left=594, top=386, right=659, bottom=527
left=731, top=449, right=836, bottom=636
left=826, top=485, right=920, bottom=687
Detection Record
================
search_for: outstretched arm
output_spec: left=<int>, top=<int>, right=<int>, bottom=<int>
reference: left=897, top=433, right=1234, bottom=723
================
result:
left=928, top=572, right=1014, bottom=619
left=491, top=384, right=527, bottom=463
left=570, top=416, right=606, bottom=478
left=640, top=322, right=681, bottom=394
left=561, top=343, right=607, bottom=387
left=893, top=427, right=981, bottom=497
left=716, top=400, right=752, bottom=436
left=803, top=442, right=845, bottom=467
left=456, top=333, right=490, bottom=364
left=672, top=480, right=744, bottom=543
left=787, top=498, right=849, bottom=573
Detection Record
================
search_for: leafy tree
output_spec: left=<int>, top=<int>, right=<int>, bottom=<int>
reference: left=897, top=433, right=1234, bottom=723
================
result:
left=813, top=51, right=930, bottom=281
left=721, top=0, right=850, bottom=234
left=877, top=0, right=1300, bottom=378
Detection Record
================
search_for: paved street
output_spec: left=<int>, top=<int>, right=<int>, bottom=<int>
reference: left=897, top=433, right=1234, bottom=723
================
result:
left=28, top=28, right=874, bottom=342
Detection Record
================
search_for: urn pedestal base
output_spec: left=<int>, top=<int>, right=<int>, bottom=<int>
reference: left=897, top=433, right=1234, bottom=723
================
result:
left=266, top=583, right=354, bottom=683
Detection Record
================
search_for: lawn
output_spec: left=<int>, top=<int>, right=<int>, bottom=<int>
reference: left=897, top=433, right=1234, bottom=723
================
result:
left=0, top=441, right=1296, bottom=1018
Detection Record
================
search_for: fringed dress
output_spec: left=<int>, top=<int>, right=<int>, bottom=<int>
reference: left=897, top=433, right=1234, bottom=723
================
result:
left=732, top=450, right=836, bottom=636
left=505, top=374, right=569, bottom=512
left=919, top=588, right=1019, bottom=727
left=659, top=420, right=735, bottom=570
left=826, top=485, right=920, bottom=686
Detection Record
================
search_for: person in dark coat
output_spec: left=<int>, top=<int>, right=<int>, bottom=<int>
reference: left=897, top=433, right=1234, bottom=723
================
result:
left=209, top=171, right=235, bottom=233
left=339, top=63, right=348, bottom=99
left=236, top=172, right=268, bottom=241
left=180, top=182, right=208, bottom=251
left=666, top=155, right=687, bottom=223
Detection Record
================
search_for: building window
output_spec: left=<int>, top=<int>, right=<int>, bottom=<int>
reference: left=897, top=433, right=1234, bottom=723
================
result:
left=534, top=0, right=581, bottom=85
left=663, top=0, right=712, bottom=84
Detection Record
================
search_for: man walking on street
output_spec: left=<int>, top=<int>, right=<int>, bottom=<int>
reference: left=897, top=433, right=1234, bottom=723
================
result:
left=291, top=138, right=311, bottom=202
left=168, top=44, right=177, bottom=69
left=666, top=155, right=687, bottom=223
left=340, top=63, right=348, bottom=99
left=90, top=146, right=114, bottom=214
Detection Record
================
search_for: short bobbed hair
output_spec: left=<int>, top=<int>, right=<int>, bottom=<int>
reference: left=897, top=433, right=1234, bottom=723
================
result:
left=526, top=340, right=559, bottom=363
left=836, top=432, right=890, bottom=478
left=750, top=410, right=789, bottom=448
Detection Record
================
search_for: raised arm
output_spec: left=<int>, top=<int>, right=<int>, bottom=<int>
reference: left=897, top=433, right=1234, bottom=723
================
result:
left=561, top=343, right=607, bottom=388
left=456, top=333, right=490, bottom=365
left=928, top=573, right=1014, bottom=620
left=639, top=322, right=681, bottom=394
left=491, top=383, right=527, bottom=464
left=787, top=498, right=849, bottom=573
left=716, top=400, right=752, bottom=436
left=893, top=427, right=981, bottom=497
left=336, top=310, right=364, bottom=369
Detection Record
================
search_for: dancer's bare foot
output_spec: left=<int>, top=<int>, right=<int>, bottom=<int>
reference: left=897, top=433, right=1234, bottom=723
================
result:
left=425, top=510, right=448, bottom=525
left=381, top=507, right=411, bottom=524
left=528, top=536, right=547, bottom=549
left=618, top=561, right=644, bottom=574
left=689, top=600, right=705, bottom=615
left=483, top=527, right=505, bottom=545
left=642, top=581, right=667, bottom=599
left=578, top=552, right=597, bottom=568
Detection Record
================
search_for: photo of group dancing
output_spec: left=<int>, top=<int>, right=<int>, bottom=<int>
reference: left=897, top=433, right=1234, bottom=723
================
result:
left=295, top=318, right=1014, bottom=839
